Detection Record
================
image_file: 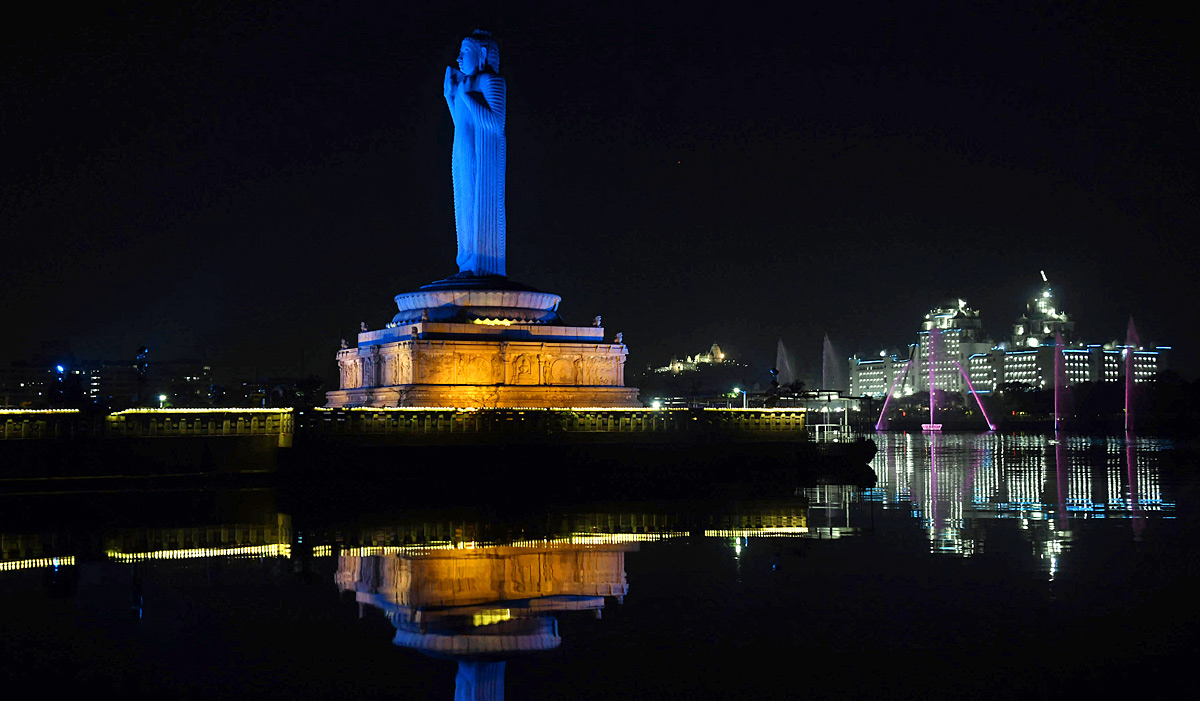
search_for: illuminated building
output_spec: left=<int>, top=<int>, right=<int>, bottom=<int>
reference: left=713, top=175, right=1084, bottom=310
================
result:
left=652, top=342, right=731, bottom=374
left=975, top=277, right=1169, bottom=390
left=850, top=274, right=1171, bottom=397
left=0, top=362, right=55, bottom=408
left=2, top=354, right=213, bottom=409
left=849, top=299, right=992, bottom=398
left=83, top=358, right=212, bottom=407
left=641, top=343, right=753, bottom=408
left=1010, top=271, right=1076, bottom=348
left=848, top=351, right=908, bottom=397
left=915, top=301, right=993, bottom=395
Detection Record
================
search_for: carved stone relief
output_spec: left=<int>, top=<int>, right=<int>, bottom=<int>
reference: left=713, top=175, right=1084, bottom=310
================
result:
left=550, top=358, right=575, bottom=385
left=362, top=356, right=374, bottom=388
left=397, top=353, right=412, bottom=385
left=595, top=356, right=617, bottom=385
left=462, top=355, right=492, bottom=384
left=434, top=353, right=456, bottom=383
left=512, top=354, right=535, bottom=384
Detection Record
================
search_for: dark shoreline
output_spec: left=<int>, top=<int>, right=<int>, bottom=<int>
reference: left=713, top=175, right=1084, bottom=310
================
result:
left=0, top=436, right=878, bottom=500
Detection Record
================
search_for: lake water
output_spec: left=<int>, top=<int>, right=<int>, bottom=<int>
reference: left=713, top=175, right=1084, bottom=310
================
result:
left=1, top=433, right=1195, bottom=698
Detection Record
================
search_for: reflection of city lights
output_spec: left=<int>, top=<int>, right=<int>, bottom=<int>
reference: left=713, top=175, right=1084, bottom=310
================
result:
left=871, top=433, right=1172, bottom=573
left=0, top=556, right=76, bottom=572
left=704, top=527, right=809, bottom=537
left=106, top=544, right=290, bottom=562
left=340, top=532, right=684, bottom=558
left=110, top=407, right=288, bottom=414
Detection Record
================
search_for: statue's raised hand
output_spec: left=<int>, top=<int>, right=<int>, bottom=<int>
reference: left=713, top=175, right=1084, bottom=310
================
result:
left=443, top=65, right=460, bottom=100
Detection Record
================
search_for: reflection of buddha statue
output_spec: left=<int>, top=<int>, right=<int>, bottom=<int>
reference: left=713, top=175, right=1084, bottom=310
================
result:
left=337, top=544, right=634, bottom=700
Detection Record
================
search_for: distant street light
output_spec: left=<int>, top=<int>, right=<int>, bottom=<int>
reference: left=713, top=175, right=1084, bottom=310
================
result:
left=158, top=394, right=167, bottom=409
left=733, top=387, right=747, bottom=409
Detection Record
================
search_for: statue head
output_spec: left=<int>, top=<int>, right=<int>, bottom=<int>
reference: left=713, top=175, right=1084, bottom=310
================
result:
left=458, top=29, right=499, bottom=75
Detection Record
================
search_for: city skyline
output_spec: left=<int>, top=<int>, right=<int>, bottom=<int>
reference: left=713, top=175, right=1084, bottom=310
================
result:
left=4, top=3, right=1196, bottom=384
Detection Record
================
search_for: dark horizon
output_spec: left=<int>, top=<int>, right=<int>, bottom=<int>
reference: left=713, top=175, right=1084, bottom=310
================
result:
left=4, top=2, right=1196, bottom=387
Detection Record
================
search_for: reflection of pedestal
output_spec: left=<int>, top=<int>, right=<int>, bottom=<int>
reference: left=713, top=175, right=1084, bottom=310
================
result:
left=327, top=277, right=639, bottom=408
left=337, top=543, right=634, bottom=700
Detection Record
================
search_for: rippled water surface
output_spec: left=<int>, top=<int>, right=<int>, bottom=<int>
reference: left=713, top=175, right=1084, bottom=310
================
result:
left=1, top=434, right=1196, bottom=698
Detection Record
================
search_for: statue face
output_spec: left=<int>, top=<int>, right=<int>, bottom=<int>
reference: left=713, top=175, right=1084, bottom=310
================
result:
left=457, top=40, right=482, bottom=74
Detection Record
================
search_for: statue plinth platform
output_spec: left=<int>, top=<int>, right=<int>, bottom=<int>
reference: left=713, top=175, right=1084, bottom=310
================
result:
left=393, top=275, right=562, bottom=325
left=326, top=316, right=641, bottom=409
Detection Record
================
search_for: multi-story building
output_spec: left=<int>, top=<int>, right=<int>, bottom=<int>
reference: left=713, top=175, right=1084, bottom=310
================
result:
left=1, top=354, right=213, bottom=408
left=850, top=300, right=993, bottom=398
left=0, top=363, right=57, bottom=408
left=850, top=274, right=1171, bottom=398
left=848, top=352, right=911, bottom=398
left=1010, top=271, right=1076, bottom=349
left=87, top=361, right=140, bottom=405
left=973, top=277, right=1167, bottom=390
left=915, top=302, right=994, bottom=395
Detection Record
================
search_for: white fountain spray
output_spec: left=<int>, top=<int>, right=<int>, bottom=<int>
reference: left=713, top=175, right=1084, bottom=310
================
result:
left=821, top=334, right=844, bottom=391
left=775, top=339, right=796, bottom=388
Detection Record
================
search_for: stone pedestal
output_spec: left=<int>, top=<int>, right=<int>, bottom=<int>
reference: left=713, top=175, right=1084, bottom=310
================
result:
left=325, top=319, right=640, bottom=409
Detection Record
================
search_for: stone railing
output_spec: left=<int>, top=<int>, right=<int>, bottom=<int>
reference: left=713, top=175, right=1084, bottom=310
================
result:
left=1, top=408, right=294, bottom=447
left=2, top=407, right=805, bottom=446
left=301, top=407, right=805, bottom=442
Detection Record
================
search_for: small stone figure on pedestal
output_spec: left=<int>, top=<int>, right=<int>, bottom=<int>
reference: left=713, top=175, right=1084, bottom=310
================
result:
left=614, top=332, right=623, bottom=344
left=340, top=339, right=348, bottom=350
left=592, top=315, right=602, bottom=327
left=360, top=321, right=368, bottom=332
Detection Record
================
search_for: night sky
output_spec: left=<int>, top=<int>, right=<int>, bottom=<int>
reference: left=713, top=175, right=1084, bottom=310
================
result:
left=4, top=1, right=1197, bottom=386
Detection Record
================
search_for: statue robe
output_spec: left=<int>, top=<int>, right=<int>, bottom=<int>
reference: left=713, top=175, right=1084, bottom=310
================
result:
left=449, top=71, right=507, bottom=277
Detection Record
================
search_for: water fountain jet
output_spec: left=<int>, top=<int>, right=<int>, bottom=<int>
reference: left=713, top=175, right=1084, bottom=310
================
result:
left=821, top=334, right=845, bottom=391
left=775, top=339, right=796, bottom=388
left=951, top=360, right=997, bottom=431
left=1054, top=332, right=1065, bottom=434
left=1125, top=317, right=1139, bottom=434
left=922, top=328, right=942, bottom=432
left=874, top=359, right=913, bottom=431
